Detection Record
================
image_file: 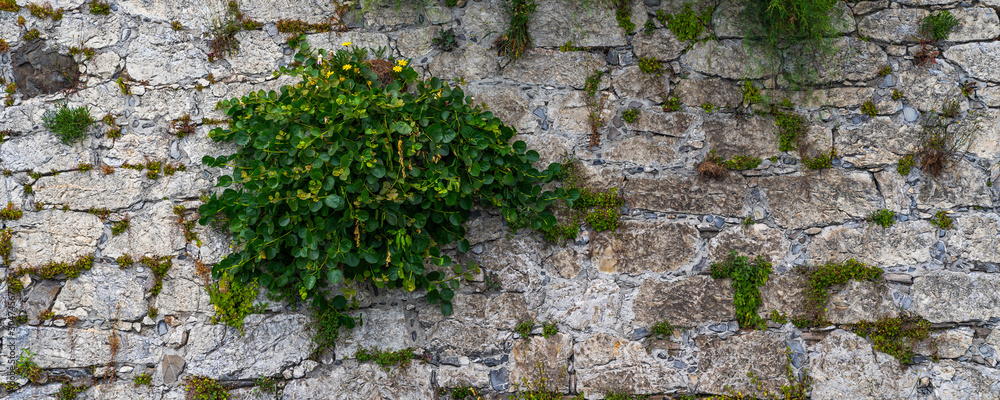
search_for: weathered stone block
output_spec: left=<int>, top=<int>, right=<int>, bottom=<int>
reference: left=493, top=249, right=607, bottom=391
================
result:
left=703, top=114, right=779, bottom=160
left=945, top=42, right=1000, bottom=83
left=603, top=133, right=677, bottom=165
left=675, top=78, right=742, bottom=110
left=706, top=224, right=789, bottom=268
left=592, top=220, right=699, bottom=274
left=857, top=8, right=929, bottom=43
left=633, top=276, right=734, bottom=327
left=574, top=333, right=688, bottom=395
left=944, top=215, right=1000, bottom=264
left=825, top=280, right=899, bottom=324
left=758, top=273, right=807, bottom=319
left=682, top=40, right=769, bottom=80
left=695, top=330, right=790, bottom=395
left=632, top=110, right=697, bottom=137
left=625, top=173, right=746, bottom=216
left=927, top=360, right=1000, bottom=400
left=914, top=160, right=992, bottom=210
left=102, top=201, right=187, bottom=260
left=34, top=170, right=145, bottom=211
left=51, top=263, right=150, bottom=321
left=948, top=7, right=1000, bottom=42
left=807, top=221, right=937, bottom=268
left=633, top=29, right=686, bottom=61
left=428, top=44, right=498, bottom=82
left=809, top=330, right=915, bottom=400
left=542, top=278, right=621, bottom=332
left=759, top=171, right=880, bottom=229
left=7, top=210, right=102, bottom=266
left=912, top=271, right=1000, bottom=323
left=501, top=50, right=604, bottom=88
left=0, top=132, right=93, bottom=173
left=915, top=327, right=973, bottom=359
left=335, top=307, right=418, bottom=361
left=836, top=117, right=921, bottom=168
left=281, top=360, right=435, bottom=399
left=126, top=24, right=208, bottom=85
left=13, top=326, right=162, bottom=368
left=509, top=334, right=573, bottom=393
left=528, top=1, right=630, bottom=48
left=612, top=65, right=670, bottom=103
left=185, top=314, right=313, bottom=379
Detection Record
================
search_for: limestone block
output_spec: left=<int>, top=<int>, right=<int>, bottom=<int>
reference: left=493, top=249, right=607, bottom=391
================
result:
left=427, top=44, right=498, bottom=82
left=34, top=169, right=145, bottom=210
left=0, top=131, right=93, bottom=173
left=528, top=0, right=630, bottom=48
left=335, top=307, right=418, bottom=361
left=914, top=160, right=992, bottom=210
left=396, top=26, right=437, bottom=59
left=125, top=24, right=209, bottom=85
left=809, top=330, right=915, bottom=400
left=836, top=117, right=921, bottom=168
left=546, top=91, right=591, bottom=135
left=758, top=273, right=807, bottom=319
left=807, top=221, right=937, bottom=268
left=227, top=30, right=282, bottom=76
left=509, top=334, right=573, bottom=393
left=464, top=83, right=533, bottom=132
left=13, top=326, right=162, bottom=368
left=501, top=50, right=604, bottom=88
left=675, top=78, right=742, bottom=109
left=759, top=171, right=881, bottom=230
left=51, top=263, right=150, bottom=321
left=858, top=8, right=929, bottom=43
left=633, top=29, right=686, bottom=61
left=624, top=173, right=747, bottom=216
left=948, top=7, right=1000, bottom=42
left=915, top=327, right=973, bottom=359
left=896, top=63, right=963, bottom=112
left=185, top=314, right=313, bottom=379
left=824, top=280, right=899, bottom=324
left=695, top=330, right=790, bottom=395
left=632, top=276, right=734, bottom=327
left=706, top=224, right=789, bottom=268
left=945, top=42, right=1000, bottom=83
left=592, top=220, right=700, bottom=274
left=632, top=110, right=697, bottom=137
left=418, top=292, right=530, bottom=332
left=612, top=65, right=670, bottom=103
left=944, top=215, right=1000, bottom=264
left=53, top=13, right=122, bottom=49
left=602, top=133, right=677, bottom=165
left=426, top=319, right=505, bottom=357
left=683, top=39, right=769, bottom=80
left=808, top=37, right=888, bottom=84
left=7, top=210, right=102, bottom=266
left=542, top=278, right=621, bottom=332
left=703, top=114, right=779, bottom=160
left=281, top=361, right=434, bottom=399
left=912, top=271, right=1000, bottom=323
left=574, top=333, right=688, bottom=395
left=928, top=360, right=1000, bottom=400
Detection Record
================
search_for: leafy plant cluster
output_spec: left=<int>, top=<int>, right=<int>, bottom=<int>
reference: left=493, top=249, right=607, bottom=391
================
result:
left=111, top=216, right=131, bottom=236
left=186, top=376, right=229, bottom=400
left=433, top=28, right=458, bottom=52
left=198, top=42, right=568, bottom=333
left=656, top=2, right=713, bottom=41
left=495, top=0, right=536, bottom=60
left=622, top=108, right=640, bottom=123
left=44, top=104, right=94, bottom=145
left=354, top=346, right=415, bottom=371
left=850, top=316, right=934, bottom=364
left=27, top=2, right=63, bottom=20
left=920, top=11, right=959, bottom=42
left=207, top=271, right=267, bottom=334
left=929, top=210, right=953, bottom=230
left=89, top=0, right=110, bottom=15
left=541, top=321, right=558, bottom=338
left=583, top=70, right=606, bottom=147
left=7, top=254, right=95, bottom=294
left=275, top=18, right=332, bottom=35
left=208, top=0, right=263, bottom=61
left=710, top=250, right=772, bottom=329
left=141, top=255, right=172, bottom=295
left=917, top=104, right=979, bottom=177
left=613, top=0, right=634, bottom=35
left=867, top=209, right=896, bottom=228
left=516, top=318, right=535, bottom=337
left=14, top=349, right=43, bottom=383
left=896, top=154, right=915, bottom=176
left=0, top=0, right=19, bottom=12
left=1, top=201, right=23, bottom=220
left=663, top=96, right=681, bottom=112
left=741, top=0, right=841, bottom=85
left=0, top=228, right=12, bottom=265
left=509, top=362, right=564, bottom=400
left=801, top=149, right=834, bottom=170
left=706, top=150, right=762, bottom=171
left=133, top=373, right=152, bottom=386
left=637, top=56, right=662, bottom=75
left=56, top=383, right=85, bottom=400
left=650, top=319, right=675, bottom=339
left=795, top=259, right=882, bottom=326
left=440, top=385, right=479, bottom=399
left=538, top=160, right=622, bottom=242
left=861, top=101, right=877, bottom=118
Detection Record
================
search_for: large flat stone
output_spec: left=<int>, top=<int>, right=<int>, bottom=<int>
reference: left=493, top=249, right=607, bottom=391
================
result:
left=948, top=7, right=1000, bottom=42
left=706, top=224, right=789, bottom=268
left=914, top=160, right=992, bottom=210
left=758, top=273, right=807, bottom=319
left=703, top=115, right=779, bottom=160
left=542, top=278, right=621, bottom=332
left=632, top=276, right=734, bottom=327
left=760, top=171, right=881, bottom=229
left=501, top=50, right=604, bottom=88
left=185, top=314, right=313, bottom=379
left=809, top=37, right=888, bottom=84
left=51, top=263, right=150, bottom=321
left=101, top=201, right=187, bottom=260
left=675, top=78, right=742, bottom=109
left=612, top=65, right=670, bottom=103
left=574, top=332, right=688, bottom=395
left=7, top=210, right=103, bottom=266
left=13, top=326, right=162, bottom=368
left=34, top=169, right=145, bottom=210
left=425, top=319, right=505, bottom=357
left=418, top=292, right=529, bottom=332
left=944, top=215, right=1000, bottom=264
left=807, top=221, right=937, bottom=268
left=945, top=42, right=1000, bottom=83
left=682, top=39, right=769, bottom=80
left=633, top=110, right=697, bottom=137
left=509, top=334, right=573, bottom=393
left=464, top=84, right=533, bottom=133
left=125, top=24, right=208, bottom=85
left=281, top=361, right=434, bottom=400
left=809, top=330, right=914, bottom=400
left=928, top=360, right=1000, bottom=399
left=896, top=63, right=963, bottom=112
left=602, top=133, right=677, bottom=165
left=825, top=280, right=899, bottom=324
left=591, top=220, right=700, bottom=274
left=912, top=271, right=1000, bottom=323
left=625, top=173, right=747, bottom=216
left=857, top=8, right=929, bottom=43
left=0, top=131, right=93, bottom=172
left=836, top=117, right=921, bottom=168
left=633, top=28, right=686, bottom=61
left=335, top=307, right=418, bottom=361
left=695, top=330, right=790, bottom=395
left=528, top=1, right=631, bottom=48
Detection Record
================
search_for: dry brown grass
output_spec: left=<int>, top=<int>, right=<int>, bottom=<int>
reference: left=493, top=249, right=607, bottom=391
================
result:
left=697, top=158, right=727, bottom=179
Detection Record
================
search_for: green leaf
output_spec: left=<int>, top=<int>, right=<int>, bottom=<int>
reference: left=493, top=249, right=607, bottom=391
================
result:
left=304, top=275, right=317, bottom=290
left=324, top=195, right=344, bottom=209
left=440, top=301, right=453, bottom=316
left=327, top=269, right=343, bottom=285
left=279, top=216, right=291, bottom=227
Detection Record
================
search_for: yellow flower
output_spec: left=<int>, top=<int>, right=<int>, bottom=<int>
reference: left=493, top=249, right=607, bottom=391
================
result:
left=342, top=42, right=352, bottom=46
left=397, top=59, right=408, bottom=67
left=354, top=68, right=360, bottom=74
left=342, top=64, right=351, bottom=71
left=339, top=76, right=346, bottom=82
left=393, top=65, right=402, bottom=73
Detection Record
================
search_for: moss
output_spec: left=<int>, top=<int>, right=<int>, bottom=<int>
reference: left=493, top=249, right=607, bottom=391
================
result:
left=650, top=320, right=675, bottom=339
left=796, top=259, right=882, bottom=326
left=867, top=209, right=896, bottom=228
left=27, top=3, right=63, bottom=20
left=861, top=100, right=878, bottom=117
left=701, top=102, right=715, bottom=113
left=929, top=210, right=953, bottom=230
left=116, top=254, right=134, bottom=268
left=207, top=271, right=266, bottom=335
left=622, top=108, right=640, bottom=123
left=185, top=376, right=229, bottom=400
left=0, top=228, right=12, bottom=265
left=773, top=109, right=807, bottom=152
left=638, top=56, right=662, bottom=75
left=133, top=373, right=152, bottom=387
left=877, top=66, right=892, bottom=77
left=140, top=255, right=172, bottom=295
left=613, top=0, right=634, bottom=35
left=87, top=207, right=111, bottom=220
left=769, top=310, right=788, bottom=325
left=897, top=154, right=915, bottom=176
left=354, top=346, right=415, bottom=371
left=802, top=150, right=834, bottom=170
left=707, top=150, right=762, bottom=171
left=0, top=0, right=20, bottom=12
left=541, top=321, right=558, bottom=338
left=516, top=318, right=534, bottom=337
left=111, top=217, right=130, bottom=236
left=275, top=18, right=331, bottom=34
left=850, top=316, right=934, bottom=364
left=663, top=96, right=681, bottom=112
left=657, top=2, right=713, bottom=41
left=171, top=21, right=184, bottom=30
left=710, top=250, right=772, bottom=329
left=891, top=89, right=903, bottom=100
left=171, top=114, right=196, bottom=138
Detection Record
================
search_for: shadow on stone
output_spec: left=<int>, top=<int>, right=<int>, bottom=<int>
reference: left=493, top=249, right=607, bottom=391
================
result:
left=11, top=41, right=80, bottom=99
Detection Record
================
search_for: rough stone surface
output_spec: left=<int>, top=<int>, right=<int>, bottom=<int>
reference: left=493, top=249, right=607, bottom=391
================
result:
left=944, top=215, right=1000, bottom=264
left=281, top=362, right=435, bottom=399
left=807, top=221, right=937, bottom=267
left=836, top=117, right=921, bottom=167
left=624, top=173, right=747, bottom=216
left=185, top=314, right=313, bottom=379
left=857, top=8, right=929, bottom=43
left=632, top=276, right=735, bottom=327
left=914, top=161, right=992, bottom=210
left=696, top=330, right=790, bottom=394
left=912, top=271, right=1000, bottom=323
left=682, top=39, right=769, bottom=79
left=34, top=170, right=146, bottom=210
left=51, top=263, right=149, bottom=321
left=703, top=115, right=779, bottom=160
left=945, top=42, right=1000, bottom=83
left=528, top=1, right=630, bottom=48
left=501, top=50, right=605, bottom=87
left=591, top=220, right=700, bottom=274
left=7, top=210, right=103, bottom=266
left=824, top=280, right=899, bottom=324
left=509, top=334, right=573, bottom=392
left=574, top=332, right=688, bottom=395
left=760, top=171, right=881, bottom=229
left=810, top=330, right=914, bottom=400
left=633, top=29, right=686, bottom=61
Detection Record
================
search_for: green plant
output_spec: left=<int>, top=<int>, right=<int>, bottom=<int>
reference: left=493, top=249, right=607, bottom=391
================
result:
left=141, top=255, right=172, bottom=295
left=613, top=0, right=634, bottom=35
left=27, top=3, right=63, bottom=20
left=867, top=209, right=896, bottom=228
left=741, top=0, right=841, bottom=86
left=929, top=210, right=953, bottom=230
left=659, top=2, right=713, bottom=41
left=198, top=43, right=567, bottom=330
left=116, top=254, right=133, bottom=268
left=88, top=0, right=110, bottom=14
left=134, top=373, right=152, bottom=386
left=941, top=100, right=960, bottom=119
left=707, top=150, right=761, bottom=171
left=495, top=0, right=536, bottom=60
left=710, top=250, right=772, bottom=329
left=920, top=11, right=959, bottom=42
left=701, top=102, right=714, bottom=113
left=891, top=89, right=903, bottom=100
left=186, top=376, right=229, bottom=400
left=622, top=108, right=640, bottom=123
left=850, top=316, right=933, bottom=364
left=171, top=114, right=196, bottom=138
left=207, top=271, right=266, bottom=334
left=650, top=319, right=675, bottom=339
left=769, top=310, right=788, bottom=325
left=802, top=150, right=834, bottom=170
left=254, top=376, right=278, bottom=395
left=208, top=1, right=262, bottom=61
left=78, top=163, right=94, bottom=172
left=171, top=20, right=184, bottom=30
left=0, top=38, right=9, bottom=53
left=445, top=0, right=458, bottom=6
left=897, top=154, right=915, bottom=176
left=23, top=28, right=40, bottom=40
left=355, top=346, right=415, bottom=371
left=643, top=19, right=655, bottom=34
left=433, top=28, right=458, bottom=52
left=15, top=348, right=43, bottom=383
left=663, top=96, right=681, bottom=112
left=604, top=390, right=647, bottom=400
left=0, top=228, right=13, bottom=265
left=742, top=215, right=754, bottom=228
left=56, top=383, right=85, bottom=400
left=960, top=80, right=977, bottom=98
left=541, top=321, right=558, bottom=338
left=0, top=0, right=19, bottom=12
left=516, top=318, right=535, bottom=337
left=637, top=56, right=662, bottom=75
left=147, top=306, right=159, bottom=319
left=23, top=183, right=33, bottom=194
left=741, top=80, right=761, bottom=106
left=861, top=101, right=877, bottom=117
left=38, top=309, right=55, bottom=320
left=509, top=362, right=562, bottom=400
left=44, top=104, right=94, bottom=145
left=559, top=41, right=581, bottom=52
left=111, top=217, right=130, bottom=236
left=117, top=77, right=131, bottom=95
left=447, top=386, right=478, bottom=399
left=878, top=66, right=892, bottom=77
left=1, top=202, right=22, bottom=220
left=275, top=19, right=332, bottom=34
left=917, top=105, right=979, bottom=177
left=796, top=259, right=882, bottom=326
left=311, top=304, right=357, bottom=356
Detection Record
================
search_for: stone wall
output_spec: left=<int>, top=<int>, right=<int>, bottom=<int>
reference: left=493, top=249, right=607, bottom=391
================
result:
left=2, top=0, right=1000, bottom=398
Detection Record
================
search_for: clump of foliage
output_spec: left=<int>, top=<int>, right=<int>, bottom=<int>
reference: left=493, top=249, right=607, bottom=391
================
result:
left=604, top=390, right=647, bottom=400
left=867, top=209, right=896, bottom=228
left=7, top=254, right=95, bottom=282
left=559, top=41, right=582, bottom=52
left=622, top=108, right=640, bottom=123
left=1, top=201, right=23, bottom=220
left=275, top=18, right=331, bottom=34
left=0, top=38, right=9, bottom=53
left=663, top=96, right=681, bottom=112
left=186, top=376, right=229, bottom=400
left=0, top=0, right=19, bottom=12
left=148, top=306, right=158, bottom=319
left=960, top=80, right=977, bottom=98
left=917, top=104, right=979, bottom=177
left=111, top=216, right=131, bottom=236
left=354, top=346, right=415, bottom=371
left=896, top=154, right=915, bottom=176
left=541, top=321, right=558, bottom=338
left=198, top=41, right=568, bottom=334
left=445, top=386, right=479, bottom=399
left=134, top=373, right=152, bottom=386
left=516, top=318, right=535, bottom=337
left=802, top=149, right=834, bottom=170
left=140, top=255, right=172, bottom=295
left=27, top=3, right=63, bottom=20
left=311, top=305, right=357, bottom=357
left=643, top=19, right=655, bottom=34
left=773, top=109, right=806, bottom=152
left=15, top=349, right=43, bottom=383
left=87, top=207, right=111, bottom=220
left=207, top=271, right=267, bottom=335
left=613, top=0, right=634, bottom=35
left=171, top=21, right=184, bottom=30
left=796, top=259, right=882, bottom=326
left=861, top=101, right=878, bottom=118
left=701, top=102, right=715, bottom=113
left=495, top=0, right=536, bottom=60
left=56, top=383, right=85, bottom=400
left=171, top=114, right=196, bottom=138
left=769, top=310, right=788, bottom=325
left=539, top=160, right=622, bottom=242
left=658, top=2, right=713, bottom=41
left=706, top=150, right=761, bottom=171
left=208, top=0, right=262, bottom=61
left=891, top=89, right=903, bottom=100
left=741, top=0, right=841, bottom=85
left=851, top=316, right=933, bottom=364
left=433, top=28, right=458, bottom=51
left=637, top=56, right=662, bottom=75
left=509, top=362, right=562, bottom=400
left=741, top=80, right=762, bottom=106
left=710, top=250, right=772, bottom=329
left=920, top=11, right=959, bottom=42
left=0, top=228, right=13, bottom=265
left=44, top=104, right=94, bottom=145
left=929, top=210, right=953, bottom=230
left=650, top=319, right=675, bottom=339
left=878, top=66, right=892, bottom=77
left=89, top=0, right=110, bottom=15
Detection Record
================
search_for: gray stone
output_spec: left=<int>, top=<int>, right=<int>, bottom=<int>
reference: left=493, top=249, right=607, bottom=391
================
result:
left=185, top=314, right=313, bottom=379
left=945, top=42, right=1000, bottom=83
left=0, top=131, right=93, bottom=173
left=335, top=307, right=417, bottom=361
left=13, top=326, right=162, bottom=368
left=897, top=63, right=963, bottom=112
left=915, top=327, right=973, bottom=359
left=611, top=65, right=670, bottom=103
left=542, top=278, right=621, bottom=332
left=912, top=271, right=1000, bottom=323
left=101, top=201, right=187, bottom=260
left=759, top=171, right=881, bottom=229
left=632, top=276, right=734, bottom=327
left=7, top=210, right=103, bottom=267
left=463, top=84, right=533, bottom=132
left=809, top=37, right=888, bottom=84
left=903, top=106, right=918, bottom=122
left=633, top=29, right=686, bottom=61
left=419, top=292, right=529, bottom=331
left=807, top=221, right=937, bottom=268
left=632, top=110, right=696, bottom=136
left=281, top=361, right=435, bottom=399
left=156, top=260, right=215, bottom=316
left=509, top=334, right=573, bottom=393
left=592, top=220, right=700, bottom=274
left=857, top=8, right=929, bottom=43
left=948, top=7, right=1000, bottom=42
left=126, top=24, right=208, bottom=85
left=836, top=117, right=921, bottom=167
left=809, top=330, right=915, bottom=400
left=706, top=224, right=788, bottom=268
left=427, top=44, right=497, bottom=82
left=24, top=280, right=61, bottom=325
left=603, top=133, right=677, bottom=165
left=703, top=114, right=779, bottom=160
left=623, top=173, right=747, bottom=216
left=10, top=42, right=80, bottom=99
left=501, top=50, right=604, bottom=88
left=574, top=333, right=688, bottom=395
left=682, top=39, right=769, bottom=79
left=395, top=26, right=436, bottom=59
left=696, top=330, right=790, bottom=395
left=914, top=161, right=992, bottom=210
left=758, top=274, right=808, bottom=319
left=675, top=78, right=742, bottom=109
left=161, top=354, right=185, bottom=384
left=825, top=280, right=899, bottom=324
left=528, top=1, right=631, bottom=48
left=944, top=215, right=1000, bottom=264
left=51, top=263, right=149, bottom=321
left=34, top=169, right=145, bottom=211
left=927, top=360, right=1000, bottom=399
